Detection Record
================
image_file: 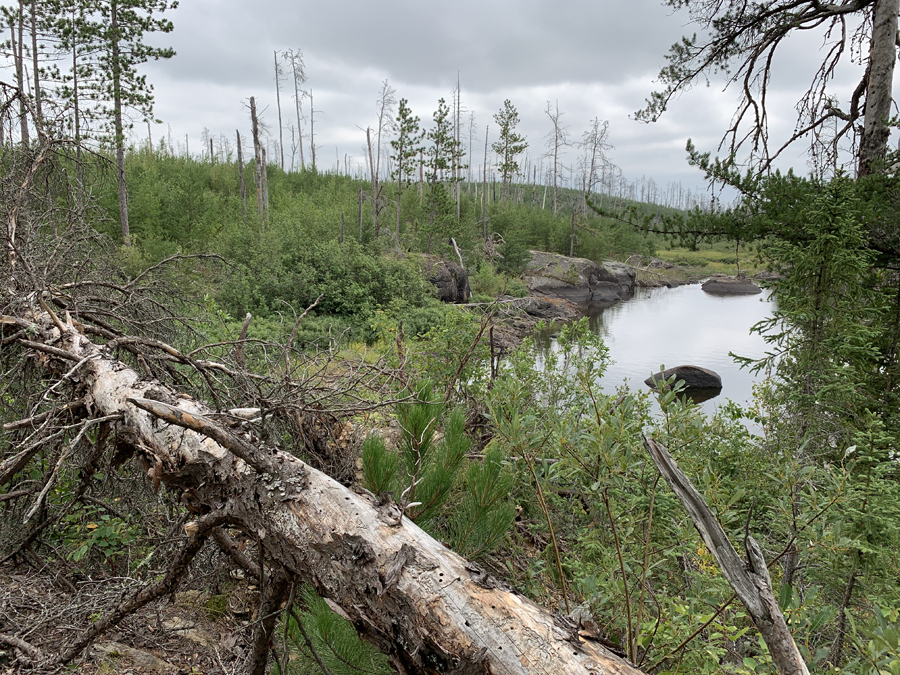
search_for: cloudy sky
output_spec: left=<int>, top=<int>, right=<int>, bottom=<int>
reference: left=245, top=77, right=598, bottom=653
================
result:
left=10, top=0, right=879, bottom=196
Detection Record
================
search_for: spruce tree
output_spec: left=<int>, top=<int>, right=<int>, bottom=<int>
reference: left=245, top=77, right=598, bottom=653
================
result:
left=492, top=99, right=527, bottom=210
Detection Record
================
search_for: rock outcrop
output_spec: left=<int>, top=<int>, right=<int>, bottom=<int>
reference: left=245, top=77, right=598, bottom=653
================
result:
left=702, top=275, right=762, bottom=296
left=425, top=257, right=471, bottom=303
left=524, top=251, right=635, bottom=308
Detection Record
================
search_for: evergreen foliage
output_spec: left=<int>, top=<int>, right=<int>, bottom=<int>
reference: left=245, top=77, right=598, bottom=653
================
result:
left=492, top=99, right=527, bottom=207
left=276, top=585, right=393, bottom=675
left=362, top=381, right=515, bottom=557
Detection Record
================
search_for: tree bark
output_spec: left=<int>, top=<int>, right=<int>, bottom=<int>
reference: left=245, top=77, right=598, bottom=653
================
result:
left=309, top=90, right=316, bottom=172
left=13, top=312, right=645, bottom=675
left=857, top=0, right=899, bottom=176
left=643, top=438, right=810, bottom=675
left=274, top=50, right=285, bottom=171
left=250, top=97, right=263, bottom=217
left=110, top=0, right=130, bottom=245
left=366, top=128, right=380, bottom=239
left=12, top=2, right=29, bottom=144
left=291, top=56, right=305, bottom=170
left=29, top=0, right=41, bottom=132
left=236, top=130, right=247, bottom=221
left=482, top=125, right=489, bottom=242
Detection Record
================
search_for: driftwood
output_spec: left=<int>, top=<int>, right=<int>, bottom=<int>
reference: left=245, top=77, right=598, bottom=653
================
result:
left=9, top=310, right=644, bottom=675
left=642, top=438, right=809, bottom=675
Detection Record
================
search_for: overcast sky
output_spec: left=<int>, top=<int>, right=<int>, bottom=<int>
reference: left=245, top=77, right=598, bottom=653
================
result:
left=5, top=0, right=882, bottom=196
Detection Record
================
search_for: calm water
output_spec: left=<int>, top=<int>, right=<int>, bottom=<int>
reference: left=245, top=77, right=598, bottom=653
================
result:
left=542, top=283, right=775, bottom=417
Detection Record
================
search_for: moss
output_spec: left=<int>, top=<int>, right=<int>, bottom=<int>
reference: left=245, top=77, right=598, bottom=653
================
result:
left=204, top=594, right=229, bottom=620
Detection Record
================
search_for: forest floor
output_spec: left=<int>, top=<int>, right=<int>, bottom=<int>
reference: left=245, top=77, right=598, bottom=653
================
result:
left=0, top=562, right=258, bottom=674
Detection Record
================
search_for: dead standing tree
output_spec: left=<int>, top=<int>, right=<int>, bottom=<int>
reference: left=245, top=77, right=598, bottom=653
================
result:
left=544, top=100, right=569, bottom=216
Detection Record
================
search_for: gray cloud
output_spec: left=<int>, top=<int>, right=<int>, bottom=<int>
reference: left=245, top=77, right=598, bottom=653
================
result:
left=124, top=0, right=889, bottom=191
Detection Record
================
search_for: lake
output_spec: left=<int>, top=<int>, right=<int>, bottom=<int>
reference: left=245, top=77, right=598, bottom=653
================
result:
left=539, top=282, right=775, bottom=417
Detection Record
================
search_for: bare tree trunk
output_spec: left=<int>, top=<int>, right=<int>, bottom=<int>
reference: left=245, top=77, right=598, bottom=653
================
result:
left=569, top=211, right=576, bottom=257
left=12, top=314, right=645, bottom=675
left=827, top=567, right=857, bottom=668
left=110, top=0, right=130, bottom=245
left=482, top=126, right=489, bottom=242
left=418, top=149, right=424, bottom=203
left=29, top=0, right=41, bottom=133
left=857, top=0, right=899, bottom=176
left=455, top=74, right=462, bottom=221
left=12, top=4, right=29, bottom=144
left=643, top=439, right=810, bottom=675
left=70, top=6, right=83, bottom=210
left=261, top=147, right=269, bottom=215
left=273, top=50, right=285, bottom=171
left=309, top=90, right=316, bottom=172
left=250, top=97, right=263, bottom=217
left=366, top=127, right=379, bottom=239
left=237, top=130, right=247, bottom=221
left=290, top=54, right=306, bottom=171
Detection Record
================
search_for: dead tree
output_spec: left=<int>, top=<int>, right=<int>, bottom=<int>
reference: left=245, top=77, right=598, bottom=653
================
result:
left=236, top=129, right=247, bottom=220
left=285, top=49, right=307, bottom=171
left=273, top=50, right=285, bottom=170
left=544, top=100, right=569, bottom=216
left=249, top=96, right=263, bottom=217
left=0, top=309, right=646, bottom=675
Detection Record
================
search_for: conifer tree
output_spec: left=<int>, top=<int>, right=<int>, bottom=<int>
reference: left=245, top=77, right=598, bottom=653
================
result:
left=492, top=99, right=527, bottom=210
left=424, top=98, right=466, bottom=249
left=389, top=97, right=424, bottom=248
left=71, top=0, right=177, bottom=244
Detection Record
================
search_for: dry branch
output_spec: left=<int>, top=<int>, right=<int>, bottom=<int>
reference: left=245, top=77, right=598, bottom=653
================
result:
left=642, top=437, right=809, bottom=675
left=13, top=312, right=645, bottom=675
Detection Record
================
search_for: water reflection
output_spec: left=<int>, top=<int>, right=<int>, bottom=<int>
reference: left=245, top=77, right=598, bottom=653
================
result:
left=540, top=283, right=775, bottom=418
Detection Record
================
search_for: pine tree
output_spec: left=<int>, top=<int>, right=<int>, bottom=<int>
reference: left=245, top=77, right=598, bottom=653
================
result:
left=389, top=97, right=424, bottom=249
left=74, top=0, right=177, bottom=244
left=424, top=98, right=466, bottom=250
left=492, top=99, right=527, bottom=210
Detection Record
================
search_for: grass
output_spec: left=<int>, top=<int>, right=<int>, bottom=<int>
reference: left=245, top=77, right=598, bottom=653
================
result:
left=655, top=242, right=763, bottom=276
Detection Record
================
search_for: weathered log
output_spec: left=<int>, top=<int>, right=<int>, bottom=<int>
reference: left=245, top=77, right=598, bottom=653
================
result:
left=643, top=438, right=809, bottom=675
left=13, top=313, right=644, bottom=675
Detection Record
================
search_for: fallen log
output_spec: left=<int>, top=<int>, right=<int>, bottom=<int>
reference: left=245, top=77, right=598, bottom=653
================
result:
left=11, top=311, right=644, bottom=675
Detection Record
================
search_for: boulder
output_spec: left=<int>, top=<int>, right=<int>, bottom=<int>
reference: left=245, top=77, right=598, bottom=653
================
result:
left=425, top=258, right=471, bottom=303
left=645, top=365, right=723, bottom=392
left=702, top=275, right=762, bottom=295
left=520, top=296, right=577, bottom=320
left=524, top=251, right=635, bottom=307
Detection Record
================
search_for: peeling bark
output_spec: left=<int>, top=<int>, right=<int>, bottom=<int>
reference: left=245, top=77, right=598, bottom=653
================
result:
left=12, top=312, right=644, bottom=675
